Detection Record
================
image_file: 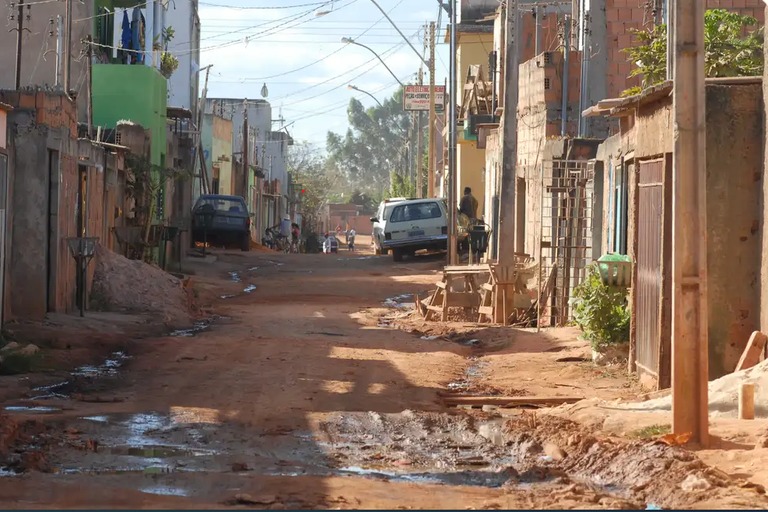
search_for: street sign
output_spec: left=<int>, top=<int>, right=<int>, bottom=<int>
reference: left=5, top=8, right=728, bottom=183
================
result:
left=403, top=85, right=445, bottom=112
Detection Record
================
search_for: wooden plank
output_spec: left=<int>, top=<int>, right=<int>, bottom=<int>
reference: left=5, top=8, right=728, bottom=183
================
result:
left=435, top=281, right=447, bottom=289
left=445, top=292, right=479, bottom=308
left=442, top=396, right=583, bottom=407
left=735, top=331, right=768, bottom=372
left=478, top=306, right=494, bottom=315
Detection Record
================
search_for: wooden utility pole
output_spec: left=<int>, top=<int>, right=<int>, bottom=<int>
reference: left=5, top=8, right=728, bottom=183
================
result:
left=447, top=0, right=458, bottom=265
left=671, top=0, right=708, bottom=446
left=428, top=21, right=436, bottom=198
left=14, top=0, right=24, bottom=90
left=86, top=35, right=93, bottom=139
left=496, top=0, right=519, bottom=265
left=242, top=100, right=249, bottom=200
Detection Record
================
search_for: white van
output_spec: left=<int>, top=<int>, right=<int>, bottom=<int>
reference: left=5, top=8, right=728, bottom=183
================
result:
left=370, top=198, right=448, bottom=261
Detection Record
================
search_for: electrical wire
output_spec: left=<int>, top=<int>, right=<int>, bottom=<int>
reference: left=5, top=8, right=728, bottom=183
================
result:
left=199, top=0, right=327, bottom=9
left=202, top=0, right=406, bottom=82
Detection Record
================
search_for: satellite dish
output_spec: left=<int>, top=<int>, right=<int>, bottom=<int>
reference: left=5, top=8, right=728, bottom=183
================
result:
left=260, top=83, right=269, bottom=98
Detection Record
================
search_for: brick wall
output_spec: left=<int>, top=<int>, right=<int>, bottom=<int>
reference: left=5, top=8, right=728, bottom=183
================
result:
left=604, top=0, right=764, bottom=98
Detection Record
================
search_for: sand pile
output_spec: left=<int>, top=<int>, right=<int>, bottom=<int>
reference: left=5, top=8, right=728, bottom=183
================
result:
left=90, top=245, right=193, bottom=328
left=620, top=358, right=768, bottom=418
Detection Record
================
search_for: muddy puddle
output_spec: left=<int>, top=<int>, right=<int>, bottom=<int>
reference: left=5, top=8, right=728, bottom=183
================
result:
left=5, top=408, right=766, bottom=509
left=447, top=357, right=489, bottom=393
left=169, top=316, right=221, bottom=337
left=383, top=293, right=417, bottom=310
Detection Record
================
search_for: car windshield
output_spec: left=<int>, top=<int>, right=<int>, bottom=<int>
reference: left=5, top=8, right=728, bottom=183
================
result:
left=389, top=202, right=442, bottom=223
left=196, top=197, right=246, bottom=213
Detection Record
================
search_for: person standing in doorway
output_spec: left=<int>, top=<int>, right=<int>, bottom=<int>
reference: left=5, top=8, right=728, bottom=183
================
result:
left=459, top=186, right=479, bottom=222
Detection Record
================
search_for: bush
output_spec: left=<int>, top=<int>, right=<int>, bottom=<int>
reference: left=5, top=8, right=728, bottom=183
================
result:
left=571, top=263, right=630, bottom=351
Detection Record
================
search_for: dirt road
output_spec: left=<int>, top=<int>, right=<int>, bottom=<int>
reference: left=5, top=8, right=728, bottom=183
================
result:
left=0, top=242, right=767, bottom=509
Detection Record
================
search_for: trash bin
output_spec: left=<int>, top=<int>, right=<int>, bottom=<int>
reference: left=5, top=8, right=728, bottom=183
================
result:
left=597, top=253, right=632, bottom=287
left=469, top=224, right=489, bottom=256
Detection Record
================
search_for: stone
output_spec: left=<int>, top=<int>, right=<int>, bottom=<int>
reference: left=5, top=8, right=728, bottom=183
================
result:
left=680, top=473, right=711, bottom=492
left=1, top=342, right=20, bottom=352
left=543, top=442, right=568, bottom=461
left=592, top=342, right=630, bottom=366
left=19, top=344, right=40, bottom=356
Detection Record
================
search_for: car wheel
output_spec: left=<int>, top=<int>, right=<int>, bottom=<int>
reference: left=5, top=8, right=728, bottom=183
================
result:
left=392, top=248, right=404, bottom=262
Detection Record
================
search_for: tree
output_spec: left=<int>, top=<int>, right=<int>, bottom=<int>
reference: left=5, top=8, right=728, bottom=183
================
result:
left=326, top=88, right=413, bottom=195
left=622, top=9, right=763, bottom=96
left=287, top=142, right=332, bottom=233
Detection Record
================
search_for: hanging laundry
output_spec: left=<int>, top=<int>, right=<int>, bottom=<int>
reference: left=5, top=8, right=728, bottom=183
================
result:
left=120, top=9, right=131, bottom=63
left=130, top=7, right=145, bottom=64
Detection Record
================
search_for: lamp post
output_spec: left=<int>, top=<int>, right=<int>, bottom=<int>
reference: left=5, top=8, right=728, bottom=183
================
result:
left=347, top=84, right=383, bottom=107
left=341, top=37, right=404, bottom=87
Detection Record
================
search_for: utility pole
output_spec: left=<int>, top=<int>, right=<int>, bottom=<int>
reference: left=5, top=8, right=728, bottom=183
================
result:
left=64, top=0, right=72, bottom=91
left=242, top=100, right=249, bottom=201
left=671, top=0, right=708, bottom=446
left=55, top=15, right=62, bottom=87
left=560, top=15, right=571, bottom=136
left=497, top=0, right=519, bottom=265
left=14, top=0, right=24, bottom=90
left=193, top=65, right=212, bottom=195
left=416, top=29, right=425, bottom=198
left=447, top=0, right=458, bottom=265
left=428, top=21, right=436, bottom=198
left=86, top=35, right=93, bottom=139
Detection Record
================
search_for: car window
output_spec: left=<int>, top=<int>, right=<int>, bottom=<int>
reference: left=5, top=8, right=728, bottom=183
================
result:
left=196, top=197, right=246, bottom=213
left=389, top=202, right=443, bottom=223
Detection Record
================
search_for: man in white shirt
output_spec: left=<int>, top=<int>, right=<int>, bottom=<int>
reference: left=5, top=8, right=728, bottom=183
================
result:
left=347, top=228, right=356, bottom=251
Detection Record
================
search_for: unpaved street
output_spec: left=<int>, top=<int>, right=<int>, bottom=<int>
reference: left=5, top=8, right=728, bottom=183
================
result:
left=1, top=244, right=767, bottom=509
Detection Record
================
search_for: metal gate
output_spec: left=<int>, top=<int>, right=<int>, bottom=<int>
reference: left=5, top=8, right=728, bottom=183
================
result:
left=635, top=159, right=664, bottom=379
left=538, top=159, right=593, bottom=327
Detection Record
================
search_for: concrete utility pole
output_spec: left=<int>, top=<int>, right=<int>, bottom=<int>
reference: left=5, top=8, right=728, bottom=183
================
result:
left=447, top=0, right=458, bottom=265
left=416, top=31, right=425, bottom=198
left=55, top=15, right=62, bottom=87
left=242, top=100, right=249, bottom=201
left=496, top=0, right=519, bottom=265
left=86, top=35, right=93, bottom=138
left=671, top=0, right=708, bottom=446
left=14, top=0, right=24, bottom=90
left=428, top=21, right=437, bottom=198
left=64, top=0, right=72, bottom=90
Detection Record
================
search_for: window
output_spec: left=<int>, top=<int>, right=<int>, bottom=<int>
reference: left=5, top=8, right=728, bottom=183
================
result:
left=389, top=202, right=442, bottom=223
left=196, top=197, right=246, bottom=213
left=610, top=161, right=629, bottom=254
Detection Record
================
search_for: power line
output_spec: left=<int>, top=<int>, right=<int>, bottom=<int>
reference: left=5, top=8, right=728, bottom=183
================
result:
left=202, top=0, right=407, bottom=82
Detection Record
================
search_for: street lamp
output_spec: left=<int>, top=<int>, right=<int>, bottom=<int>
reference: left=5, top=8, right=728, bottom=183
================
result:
left=341, top=37, right=404, bottom=87
left=347, top=84, right=383, bottom=107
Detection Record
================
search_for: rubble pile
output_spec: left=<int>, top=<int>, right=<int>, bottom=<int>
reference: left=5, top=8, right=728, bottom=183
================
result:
left=89, top=245, right=193, bottom=328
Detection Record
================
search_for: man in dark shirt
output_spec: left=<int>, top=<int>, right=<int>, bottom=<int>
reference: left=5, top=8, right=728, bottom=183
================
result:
left=459, top=186, right=479, bottom=221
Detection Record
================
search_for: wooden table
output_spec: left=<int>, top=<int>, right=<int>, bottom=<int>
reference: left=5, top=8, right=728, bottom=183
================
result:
left=424, top=264, right=492, bottom=321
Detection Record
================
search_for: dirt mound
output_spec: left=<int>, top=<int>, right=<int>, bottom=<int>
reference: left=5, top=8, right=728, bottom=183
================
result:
left=0, top=415, right=53, bottom=473
left=622, top=358, right=768, bottom=418
left=503, top=414, right=768, bottom=509
left=90, top=245, right=193, bottom=328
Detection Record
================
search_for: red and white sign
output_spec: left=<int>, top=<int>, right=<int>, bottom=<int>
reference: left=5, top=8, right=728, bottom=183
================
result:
left=403, top=85, right=446, bottom=112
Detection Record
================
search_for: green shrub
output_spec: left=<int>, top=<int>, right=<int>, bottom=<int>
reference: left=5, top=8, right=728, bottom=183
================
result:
left=0, top=352, right=36, bottom=375
left=571, top=263, right=630, bottom=351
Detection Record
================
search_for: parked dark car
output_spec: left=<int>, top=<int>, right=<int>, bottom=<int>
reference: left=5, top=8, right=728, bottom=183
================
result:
left=191, top=194, right=251, bottom=251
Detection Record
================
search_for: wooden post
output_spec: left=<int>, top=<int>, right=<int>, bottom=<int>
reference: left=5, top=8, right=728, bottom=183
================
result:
left=739, top=383, right=755, bottom=420
left=671, top=0, right=708, bottom=446
left=497, top=0, right=519, bottom=266
left=416, top=66, right=424, bottom=198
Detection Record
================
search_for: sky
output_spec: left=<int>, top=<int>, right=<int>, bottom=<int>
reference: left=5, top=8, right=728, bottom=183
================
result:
left=198, top=0, right=450, bottom=148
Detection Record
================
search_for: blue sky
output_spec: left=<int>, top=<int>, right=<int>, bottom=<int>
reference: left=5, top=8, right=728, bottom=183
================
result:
left=198, top=0, right=450, bottom=147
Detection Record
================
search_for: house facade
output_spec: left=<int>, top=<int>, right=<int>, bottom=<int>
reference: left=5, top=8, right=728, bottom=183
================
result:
left=588, top=78, right=763, bottom=387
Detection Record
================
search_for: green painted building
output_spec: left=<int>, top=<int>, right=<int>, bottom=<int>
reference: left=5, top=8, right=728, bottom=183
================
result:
left=92, top=64, right=168, bottom=168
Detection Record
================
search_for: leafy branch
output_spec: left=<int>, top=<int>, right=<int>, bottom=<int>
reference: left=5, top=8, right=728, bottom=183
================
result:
left=622, top=9, right=763, bottom=96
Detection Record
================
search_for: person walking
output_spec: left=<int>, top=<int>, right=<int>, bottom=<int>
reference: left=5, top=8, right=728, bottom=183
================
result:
left=459, top=186, right=479, bottom=222
left=347, top=228, right=356, bottom=251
